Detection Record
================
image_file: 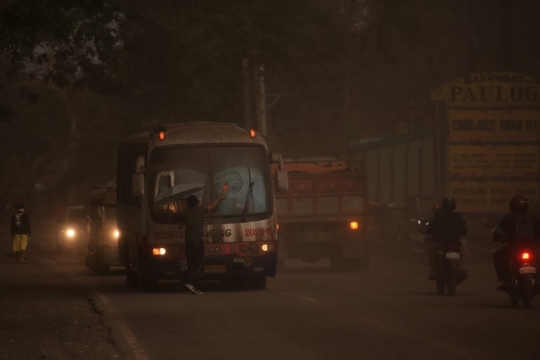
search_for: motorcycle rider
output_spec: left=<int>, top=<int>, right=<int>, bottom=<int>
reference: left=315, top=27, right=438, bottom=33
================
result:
left=492, top=195, right=540, bottom=287
left=425, top=197, right=468, bottom=280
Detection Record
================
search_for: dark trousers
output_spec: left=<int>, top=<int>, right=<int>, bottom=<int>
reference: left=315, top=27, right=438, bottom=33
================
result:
left=185, top=242, right=205, bottom=285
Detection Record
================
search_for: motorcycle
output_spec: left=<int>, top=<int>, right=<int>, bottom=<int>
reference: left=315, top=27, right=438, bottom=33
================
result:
left=498, top=241, right=540, bottom=308
left=431, top=241, right=467, bottom=296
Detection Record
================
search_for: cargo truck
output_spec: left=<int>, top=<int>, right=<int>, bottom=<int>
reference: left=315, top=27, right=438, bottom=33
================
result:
left=273, top=158, right=370, bottom=271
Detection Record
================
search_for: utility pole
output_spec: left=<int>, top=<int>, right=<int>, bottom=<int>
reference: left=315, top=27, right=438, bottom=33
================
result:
left=242, top=58, right=253, bottom=130
left=255, top=63, right=268, bottom=136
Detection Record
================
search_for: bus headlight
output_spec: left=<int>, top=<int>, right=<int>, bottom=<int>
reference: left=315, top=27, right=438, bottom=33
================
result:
left=152, top=248, right=166, bottom=256
left=262, top=244, right=275, bottom=251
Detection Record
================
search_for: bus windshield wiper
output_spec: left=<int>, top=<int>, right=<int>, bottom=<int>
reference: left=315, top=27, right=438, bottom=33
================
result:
left=241, top=167, right=254, bottom=222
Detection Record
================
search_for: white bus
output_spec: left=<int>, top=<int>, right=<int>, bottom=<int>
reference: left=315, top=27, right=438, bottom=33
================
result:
left=116, top=122, right=287, bottom=291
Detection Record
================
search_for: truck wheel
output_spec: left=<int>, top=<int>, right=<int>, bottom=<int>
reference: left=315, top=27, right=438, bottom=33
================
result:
left=142, top=277, right=159, bottom=292
left=96, top=261, right=110, bottom=275
left=96, top=247, right=110, bottom=274
left=126, top=266, right=141, bottom=287
left=355, top=257, right=370, bottom=271
left=55, top=233, right=65, bottom=253
left=125, top=255, right=141, bottom=287
left=251, top=276, right=267, bottom=290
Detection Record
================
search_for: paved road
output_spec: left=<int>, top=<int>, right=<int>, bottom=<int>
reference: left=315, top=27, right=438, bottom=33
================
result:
left=81, top=251, right=539, bottom=360
left=4, top=221, right=540, bottom=360
left=0, top=220, right=123, bottom=360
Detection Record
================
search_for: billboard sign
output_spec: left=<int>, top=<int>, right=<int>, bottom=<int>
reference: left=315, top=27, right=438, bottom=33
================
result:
left=448, top=144, right=540, bottom=177
left=448, top=109, right=540, bottom=141
left=448, top=180, right=540, bottom=213
left=431, top=72, right=540, bottom=108
left=431, top=71, right=540, bottom=213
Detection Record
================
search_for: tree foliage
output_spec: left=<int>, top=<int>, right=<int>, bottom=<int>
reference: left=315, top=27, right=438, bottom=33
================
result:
left=0, top=0, right=128, bottom=92
left=2, top=0, right=540, bottom=204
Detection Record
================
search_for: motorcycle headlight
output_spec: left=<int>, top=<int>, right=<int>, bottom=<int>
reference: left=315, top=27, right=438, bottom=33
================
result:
left=66, top=229, right=76, bottom=237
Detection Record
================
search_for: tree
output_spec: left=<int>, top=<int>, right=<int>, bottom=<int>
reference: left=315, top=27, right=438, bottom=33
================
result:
left=3, top=0, right=540, bottom=205
left=0, top=0, right=129, bottom=122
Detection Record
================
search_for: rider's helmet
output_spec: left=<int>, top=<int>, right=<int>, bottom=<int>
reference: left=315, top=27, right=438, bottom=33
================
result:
left=509, top=195, right=528, bottom=213
left=441, top=197, right=456, bottom=211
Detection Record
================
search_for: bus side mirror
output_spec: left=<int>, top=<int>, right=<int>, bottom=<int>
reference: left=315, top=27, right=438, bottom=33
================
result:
left=269, top=152, right=284, bottom=170
left=270, top=152, right=288, bottom=192
left=276, top=170, right=288, bottom=192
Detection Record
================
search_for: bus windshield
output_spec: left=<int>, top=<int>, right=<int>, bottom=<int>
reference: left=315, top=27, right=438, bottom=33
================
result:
left=148, top=146, right=271, bottom=222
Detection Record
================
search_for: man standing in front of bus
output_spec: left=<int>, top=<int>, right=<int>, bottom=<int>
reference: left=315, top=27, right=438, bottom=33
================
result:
left=180, top=185, right=229, bottom=294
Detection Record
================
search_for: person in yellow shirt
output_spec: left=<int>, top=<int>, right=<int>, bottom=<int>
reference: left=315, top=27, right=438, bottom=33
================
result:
left=10, top=203, right=32, bottom=264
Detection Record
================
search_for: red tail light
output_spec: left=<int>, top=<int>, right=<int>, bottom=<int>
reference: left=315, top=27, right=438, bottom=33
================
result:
left=521, top=252, right=531, bottom=260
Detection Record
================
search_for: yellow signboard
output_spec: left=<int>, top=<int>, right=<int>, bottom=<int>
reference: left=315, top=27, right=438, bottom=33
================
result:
left=448, top=109, right=540, bottom=141
left=448, top=180, right=540, bottom=213
left=431, top=71, right=540, bottom=108
left=448, top=145, right=540, bottom=176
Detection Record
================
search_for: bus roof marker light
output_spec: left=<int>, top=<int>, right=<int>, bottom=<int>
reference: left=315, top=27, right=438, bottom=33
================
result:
left=158, top=131, right=166, bottom=140
left=249, top=129, right=257, bottom=138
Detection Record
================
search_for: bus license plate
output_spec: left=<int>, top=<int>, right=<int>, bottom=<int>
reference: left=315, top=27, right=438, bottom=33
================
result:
left=203, top=265, right=227, bottom=273
left=519, top=266, right=537, bottom=274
